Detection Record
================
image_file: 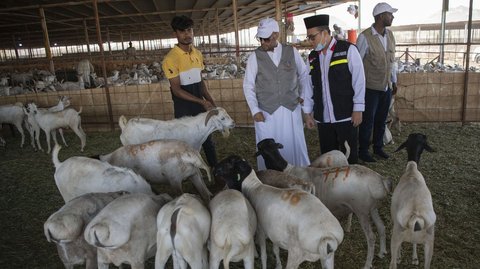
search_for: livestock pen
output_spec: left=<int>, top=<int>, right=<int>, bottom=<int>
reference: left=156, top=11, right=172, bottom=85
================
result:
left=0, top=122, right=479, bottom=268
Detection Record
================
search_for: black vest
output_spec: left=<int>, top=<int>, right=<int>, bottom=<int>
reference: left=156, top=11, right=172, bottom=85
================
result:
left=308, top=40, right=355, bottom=122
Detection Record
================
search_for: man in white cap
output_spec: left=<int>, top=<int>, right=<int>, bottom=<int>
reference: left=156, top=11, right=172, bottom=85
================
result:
left=357, top=2, right=398, bottom=162
left=243, top=18, right=313, bottom=170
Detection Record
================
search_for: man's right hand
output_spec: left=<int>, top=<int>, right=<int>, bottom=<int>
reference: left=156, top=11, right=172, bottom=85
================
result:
left=253, top=112, right=265, bottom=122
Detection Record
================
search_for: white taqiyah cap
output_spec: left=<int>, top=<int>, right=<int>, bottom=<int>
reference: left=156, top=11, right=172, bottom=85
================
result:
left=372, top=2, right=398, bottom=17
left=256, top=18, right=280, bottom=39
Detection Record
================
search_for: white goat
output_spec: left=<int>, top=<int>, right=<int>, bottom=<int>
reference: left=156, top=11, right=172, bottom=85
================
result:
left=209, top=189, right=257, bottom=269
left=256, top=138, right=392, bottom=269
left=214, top=155, right=344, bottom=269
left=44, top=192, right=124, bottom=269
left=155, top=193, right=211, bottom=269
left=84, top=193, right=172, bottom=269
left=25, top=102, right=86, bottom=153
left=0, top=102, right=28, bottom=148
left=52, top=144, right=154, bottom=202
left=390, top=133, right=436, bottom=269
left=97, top=139, right=213, bottom=201
left=55, top=75, right=85, bottom=91
left=118, top=107, right=235, bottom=150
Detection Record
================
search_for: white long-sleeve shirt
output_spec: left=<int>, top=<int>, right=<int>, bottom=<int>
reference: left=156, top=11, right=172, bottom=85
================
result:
left=243, top=44, right=313, bottom=116
left=304, top=38, right=366, bottom=123
left=356, top=26, right=397, bottom=85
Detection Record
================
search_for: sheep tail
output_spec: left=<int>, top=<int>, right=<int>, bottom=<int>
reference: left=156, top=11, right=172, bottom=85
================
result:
left=52, top=144, right=62, bottom=168
left=77, top=106, right=83, bottom=114
left=223, top=236, right=233, bottom=269
left=119, top=115, right=127, bottom=131
left=170, top=208, right=181, bottom=266
left=409, top=215, right=425, bottom=232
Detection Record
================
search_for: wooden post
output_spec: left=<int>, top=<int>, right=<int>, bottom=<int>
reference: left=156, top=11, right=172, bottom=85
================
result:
left=106, top=26, right=112, bottom=55
left=120, top=31, right=125, bottom=51
left=275, top=0, right=284, bottom=43
left=93, top=0, right=114, bottom=131
left=216, top=8, right=220, bottom=52
left=39, top=7, right=54, bottom=74
left=232, top=0, right=240, bottom=65
left=83, top=19, right=91, bottom=55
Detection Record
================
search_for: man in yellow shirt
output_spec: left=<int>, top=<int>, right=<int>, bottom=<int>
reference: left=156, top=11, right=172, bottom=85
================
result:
left=162, top=15, right=217, bottom=166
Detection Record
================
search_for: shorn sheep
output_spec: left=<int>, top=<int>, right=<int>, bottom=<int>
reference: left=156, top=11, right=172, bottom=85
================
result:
left=214, top=155, right=344, bottom=269
left=118, top=107, right=235, bottom=150
left=390, top=133, right=436, bottom=269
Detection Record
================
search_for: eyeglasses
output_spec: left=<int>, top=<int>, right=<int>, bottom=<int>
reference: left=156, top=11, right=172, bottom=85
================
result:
left=307, top=32, right=322, bottom=41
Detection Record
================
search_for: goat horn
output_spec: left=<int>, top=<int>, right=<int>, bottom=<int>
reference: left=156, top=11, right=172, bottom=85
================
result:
left=204, top=108, right=219, bottom=126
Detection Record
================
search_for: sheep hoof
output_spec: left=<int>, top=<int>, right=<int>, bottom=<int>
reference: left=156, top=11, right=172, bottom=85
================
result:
left=377, top=250, right=387, bottom=258
left=412, top=258, right=419, bottom=265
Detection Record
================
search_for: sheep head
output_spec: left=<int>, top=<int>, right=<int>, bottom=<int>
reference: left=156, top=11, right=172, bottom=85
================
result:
left=213, top=155, right=253, bottom=192
left=395, top=133, right=434, bottom=164
left=256, top=138, right=288, bottom=171
left=204, top=107, right=235, bottom=137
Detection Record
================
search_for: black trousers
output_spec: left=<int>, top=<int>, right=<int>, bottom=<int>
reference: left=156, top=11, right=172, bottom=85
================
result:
left=174, top=101, right=217, bottom=167
left=317, top=120, right=359, bottom=164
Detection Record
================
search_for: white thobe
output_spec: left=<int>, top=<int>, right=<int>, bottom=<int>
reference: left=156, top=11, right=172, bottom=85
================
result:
left=243, top=44, right=313, bottom=170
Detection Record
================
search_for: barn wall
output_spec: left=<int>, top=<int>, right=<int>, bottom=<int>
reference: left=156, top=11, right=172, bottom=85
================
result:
left=1, top=73, right=479, bottom=132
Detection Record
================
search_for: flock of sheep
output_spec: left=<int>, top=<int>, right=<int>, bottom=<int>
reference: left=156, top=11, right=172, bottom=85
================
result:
left=0, top=94, right=432, bottom=269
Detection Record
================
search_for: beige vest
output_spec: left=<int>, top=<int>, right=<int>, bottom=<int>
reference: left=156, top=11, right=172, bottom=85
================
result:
left=362, top=27, right=395, bottom=91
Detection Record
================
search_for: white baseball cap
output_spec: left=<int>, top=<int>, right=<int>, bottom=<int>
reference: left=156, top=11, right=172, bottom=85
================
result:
left=372, top=2, right=398, bottom=17
left=256, top=18, right=279, bottom=39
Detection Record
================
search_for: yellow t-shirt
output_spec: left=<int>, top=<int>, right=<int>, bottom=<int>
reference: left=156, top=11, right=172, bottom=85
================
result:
left=162, top=45, right=204, bottom=87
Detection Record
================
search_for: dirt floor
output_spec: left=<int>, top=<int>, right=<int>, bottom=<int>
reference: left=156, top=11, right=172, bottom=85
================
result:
left=0, top=122, right=479, bottom=268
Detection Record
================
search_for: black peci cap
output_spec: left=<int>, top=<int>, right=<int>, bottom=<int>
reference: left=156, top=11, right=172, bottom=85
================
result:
left=303, top=14, right=329, bottom=29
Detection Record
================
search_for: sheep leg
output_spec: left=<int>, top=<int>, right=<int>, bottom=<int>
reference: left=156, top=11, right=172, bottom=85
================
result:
left=58, top=128, right=68, bottom=147
left=345, top=213, right=353, bottom=232
left=371, top=208, right=387, bottom=258
left=131, top=262, right=145, bottom=269
left=154, top=244, right=172, bottom=269
left=34, top=126, right=43, bottom=151
left=256, top=228, right=267, bottom=269
left=285, top=247, right=303, bottom=269
left=389, top=227, right=403, bottom=269
left=412, top=243, right=419, bottom=265
left=358, top=213, right=375, bottom=269
left=272, top=244, right=282, bottom=269
left=71, top=124, right=86, bottom=152
left=13, top=121, right=25, bottom=148
left=190, top=173, right=213, bottom=201
left=51, top=130, right=59, bottom=148
left=97, top=262, right=109, bottom=269
left=85, top=257, right=96, bottom=269
left=44, top=128, right=52, bottom=153
left=209, top=245, right=221, bottom=269
left=243, top=243, right=256, bottom=269
left=424, top=228, right=435, bottom=269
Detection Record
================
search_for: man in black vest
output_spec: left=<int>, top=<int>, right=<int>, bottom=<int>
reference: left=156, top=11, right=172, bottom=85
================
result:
left=303, top=14, right=366, bottom=164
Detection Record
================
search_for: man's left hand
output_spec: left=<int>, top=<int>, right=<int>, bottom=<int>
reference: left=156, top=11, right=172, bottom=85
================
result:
left=351, top=111, right=362, bottom=127
left=392, top=83, right=398, bottom=95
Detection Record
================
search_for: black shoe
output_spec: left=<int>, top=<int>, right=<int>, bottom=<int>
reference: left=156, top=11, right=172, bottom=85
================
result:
left=359, top=153, right=376, bottom=163
left=374, top=149, right=390, bottom=159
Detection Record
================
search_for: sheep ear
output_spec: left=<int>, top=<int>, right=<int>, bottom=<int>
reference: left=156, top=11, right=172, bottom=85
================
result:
left=276, top=143, right=284, bottom=149
left=394, top=141, right=407, bottom=152
left=254, top=151, right=261, bottom=157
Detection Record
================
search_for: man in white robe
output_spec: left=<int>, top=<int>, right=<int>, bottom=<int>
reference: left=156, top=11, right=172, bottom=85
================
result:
left=243, top=18, right=314, bottom=170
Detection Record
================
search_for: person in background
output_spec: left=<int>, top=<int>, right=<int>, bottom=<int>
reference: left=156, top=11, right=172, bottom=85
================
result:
left=243, top=18, right=312, bottom=170
left=126, top=41, right=136, bottom=59
left=356, top=2, right=398, bottom=162
left=162, top=15, right=218, bottom=167
left=303, top=14, right=365, bottom=164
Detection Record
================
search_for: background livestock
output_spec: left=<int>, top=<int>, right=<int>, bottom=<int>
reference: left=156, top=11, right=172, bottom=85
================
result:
left=0, top=123, right=479, bottom=268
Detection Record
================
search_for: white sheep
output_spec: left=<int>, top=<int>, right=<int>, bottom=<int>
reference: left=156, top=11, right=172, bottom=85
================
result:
left=0, top=102, right=29, bottom=148
left=209, top=189, right=257, bottom=269
left=309, top=141, right=350, bottom=168
left=97, top=139, right=213, bottom=201
left=52, top=144, right=154, bottom=202
left=25, top=102, right=86, bottom=153
left=256, top=138, right=392, bottom=269
left=44, top=192, right=124, bottom=269
left=84, top=193, right=172, bottom=269
left=155, top=193, right=211, bottom=269
left=118, top=107, right=235, bottom=150
left=214, top=155, right=344, bottom=269
left=390, top=133, right=436, bottom=269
